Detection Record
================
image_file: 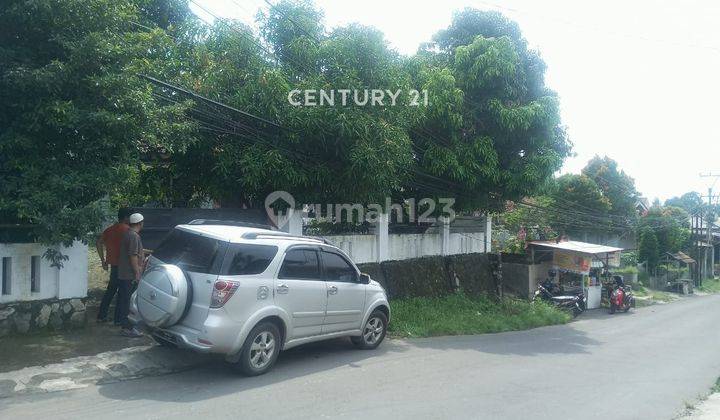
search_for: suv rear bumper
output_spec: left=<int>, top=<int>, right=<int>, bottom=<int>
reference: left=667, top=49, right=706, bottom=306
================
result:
left=149, top=325, right=214, bottom=352
left=129, top=292, right=239, bottom=354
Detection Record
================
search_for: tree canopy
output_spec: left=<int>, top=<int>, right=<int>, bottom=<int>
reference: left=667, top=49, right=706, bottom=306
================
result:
left=1, top=0, right=572, bottom=250
left=0, top=0, right=198, bottom=248
left=582, top=155, right=639, bottom=221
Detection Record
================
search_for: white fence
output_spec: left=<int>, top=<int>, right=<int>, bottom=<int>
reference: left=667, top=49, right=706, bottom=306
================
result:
left=0, top=241, right=88, bottom=304
left=322, top=232, right=487, bottom=264
left=283, top=213, right=492, bottom=264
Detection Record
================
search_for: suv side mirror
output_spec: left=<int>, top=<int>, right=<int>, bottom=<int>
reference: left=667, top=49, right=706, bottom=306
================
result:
left=359, top=273, right=371, bottom=284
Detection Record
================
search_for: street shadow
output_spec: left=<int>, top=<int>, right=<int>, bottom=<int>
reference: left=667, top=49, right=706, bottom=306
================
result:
left=95, top=337, right=409, bottom=403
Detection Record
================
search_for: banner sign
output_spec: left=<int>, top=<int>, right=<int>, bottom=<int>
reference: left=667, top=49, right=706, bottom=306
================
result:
left=553, top=251, right=591, bottom=274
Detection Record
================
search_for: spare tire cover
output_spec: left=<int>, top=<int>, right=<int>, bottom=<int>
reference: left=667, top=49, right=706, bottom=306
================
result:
left=137, top=264, right=190, bottom=328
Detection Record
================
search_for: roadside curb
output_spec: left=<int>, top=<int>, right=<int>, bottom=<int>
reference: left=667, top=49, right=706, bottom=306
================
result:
left=678, top=392, right=720, bottom=419
left=0, top=345, right=214, bottom=399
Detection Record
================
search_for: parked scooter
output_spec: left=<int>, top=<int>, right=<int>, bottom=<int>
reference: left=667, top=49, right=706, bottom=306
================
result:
left=533, top=277, right=586, bottom=318
left=609, top=275, right=635, bottom=314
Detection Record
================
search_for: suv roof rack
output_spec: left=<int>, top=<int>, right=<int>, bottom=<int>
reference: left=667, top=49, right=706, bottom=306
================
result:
left=242, top=231, right=333, bottom=245
left=187, top=219, right=273, bottom=229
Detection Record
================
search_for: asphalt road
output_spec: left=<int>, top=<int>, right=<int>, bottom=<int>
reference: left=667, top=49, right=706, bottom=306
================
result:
left=3, top=295, right=720, bottom=420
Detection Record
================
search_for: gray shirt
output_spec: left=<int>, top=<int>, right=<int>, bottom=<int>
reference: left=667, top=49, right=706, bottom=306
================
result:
left=118, top=229, right=144, bottom=280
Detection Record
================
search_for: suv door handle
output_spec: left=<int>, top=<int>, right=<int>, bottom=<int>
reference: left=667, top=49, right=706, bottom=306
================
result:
left=328, top=285, right=338, bottom=295
left=277, top=283, right=289, bottom=294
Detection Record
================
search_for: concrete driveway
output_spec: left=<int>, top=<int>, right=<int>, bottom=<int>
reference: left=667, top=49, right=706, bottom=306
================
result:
left=2, top=295, right=720, bottom=420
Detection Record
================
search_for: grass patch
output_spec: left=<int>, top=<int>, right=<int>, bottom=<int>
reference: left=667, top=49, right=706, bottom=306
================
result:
left=632, top=284, right=675, bottom=303
left=388, top=293, right=571, bottom=338
left=712, top=377, right=720, bottom=394
left=699, top=278, right=720, bottom=294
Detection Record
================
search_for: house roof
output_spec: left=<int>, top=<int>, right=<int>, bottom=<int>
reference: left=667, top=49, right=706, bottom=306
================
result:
left=666, top=251, right=696, bottom=264
left=528, top=240, right=623, bottom=255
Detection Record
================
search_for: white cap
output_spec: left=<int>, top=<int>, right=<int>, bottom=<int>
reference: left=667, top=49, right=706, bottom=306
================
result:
left=128, top=213, right=144, bottom=224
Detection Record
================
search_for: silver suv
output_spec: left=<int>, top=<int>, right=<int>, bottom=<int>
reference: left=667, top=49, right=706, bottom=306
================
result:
left=129, top=223, right=390, bottom=376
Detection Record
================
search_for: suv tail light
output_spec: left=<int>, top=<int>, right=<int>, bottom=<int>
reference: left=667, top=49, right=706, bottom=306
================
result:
left=210, top=280, right=240, bottom=308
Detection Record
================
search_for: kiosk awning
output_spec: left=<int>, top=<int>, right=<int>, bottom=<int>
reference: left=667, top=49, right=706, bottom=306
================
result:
left=528, top=241, right=623, bottom=255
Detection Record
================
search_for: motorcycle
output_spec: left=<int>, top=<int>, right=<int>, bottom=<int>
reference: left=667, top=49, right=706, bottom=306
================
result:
left=533, top=283, right=586, bottom=318
left=609, top=284, right=635, bottom=314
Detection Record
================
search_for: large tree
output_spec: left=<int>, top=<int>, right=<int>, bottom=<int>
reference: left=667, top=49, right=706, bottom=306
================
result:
left=162, top=7, right=418, bottom=208
left=638, top=227, right=660, bottom=270
left=547, top=174, right=613, bottom=233
left=159, top=3, right=572, bottom=212
left=582, top=156, right=639, bottom=221
left=637, top=206, right=691, bottom=257
left=1, top=1, right=574, bottom=249
left=0, top=0, right=198, bottom=249
left=410, top=8, right=571, bottom=210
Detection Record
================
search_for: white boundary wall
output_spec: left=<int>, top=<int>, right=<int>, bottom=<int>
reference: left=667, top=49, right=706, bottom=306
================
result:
left=325, top=232, right=487, bottom=264
left=0, top=241, right=88, bottom=304
left=316, top=215, right=492, bottom=264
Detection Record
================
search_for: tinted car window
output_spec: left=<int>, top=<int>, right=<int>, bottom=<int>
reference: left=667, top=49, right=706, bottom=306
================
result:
left=152, top=229, right=224, bottom=274
left=279, top=249, right=320, bottom=280
left=322, top=252, right=357, bottom=282
left=223, top=244, right=278, bottom=275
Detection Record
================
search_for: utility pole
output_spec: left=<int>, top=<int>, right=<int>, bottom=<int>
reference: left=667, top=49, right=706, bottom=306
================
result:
left=700, top=172, right=720, bottom=282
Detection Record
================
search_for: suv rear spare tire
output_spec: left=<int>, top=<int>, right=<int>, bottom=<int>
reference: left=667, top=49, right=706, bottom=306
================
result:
left=137, top=264, right=191, bottom=328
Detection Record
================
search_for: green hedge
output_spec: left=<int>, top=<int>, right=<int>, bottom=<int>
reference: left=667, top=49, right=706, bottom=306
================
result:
left=358, top=253, right=496, bottom=299
left=615, top=266, right=638, bottom=274
left=447, top=253, right=496, bottom=295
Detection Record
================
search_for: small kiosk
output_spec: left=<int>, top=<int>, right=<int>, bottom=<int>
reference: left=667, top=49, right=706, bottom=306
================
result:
left=528, top=241, right=623, bottom=309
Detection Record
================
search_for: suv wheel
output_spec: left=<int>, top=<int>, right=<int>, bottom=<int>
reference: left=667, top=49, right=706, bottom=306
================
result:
left=235, top=322, right=281, bottom=376
left=352, top=310, right=387, bottom=349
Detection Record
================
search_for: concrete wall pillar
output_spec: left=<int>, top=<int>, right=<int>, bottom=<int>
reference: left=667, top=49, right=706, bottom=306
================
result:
left=485, top=214, right=493, bottom=253
left=57, top=241, right=88, bottom=299
left=440, top=218, right=450, bottom=256
left=376, top=213, right=389, bottom=263
left=280, top=210, right=303, bottom=236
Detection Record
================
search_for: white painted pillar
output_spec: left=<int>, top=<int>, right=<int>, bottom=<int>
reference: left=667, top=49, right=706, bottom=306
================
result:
left=440, top=218, right=450, bottom=256
left=485, top=214, right=493, bottom=253
left=282, top=211, right=303, bottom=236
left=376, top=213, right=389, bottom=263
left=57, top=241, right=88, bottom=299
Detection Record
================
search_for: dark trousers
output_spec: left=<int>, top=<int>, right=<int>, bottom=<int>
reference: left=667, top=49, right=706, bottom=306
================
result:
left=98, top=266, right=121, bottom=322
left=117, top=278, right=134, bottom=329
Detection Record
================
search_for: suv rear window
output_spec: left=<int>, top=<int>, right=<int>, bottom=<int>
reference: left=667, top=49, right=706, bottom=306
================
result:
left=152, top=229, right=225, bottom=274
left=222, top=243, right=278, bottom=275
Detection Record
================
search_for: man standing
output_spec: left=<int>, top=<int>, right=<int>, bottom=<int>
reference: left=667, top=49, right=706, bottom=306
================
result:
left=95, top=208, right=130, bottom=324
left=117, top=212, right=145, bottom=337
